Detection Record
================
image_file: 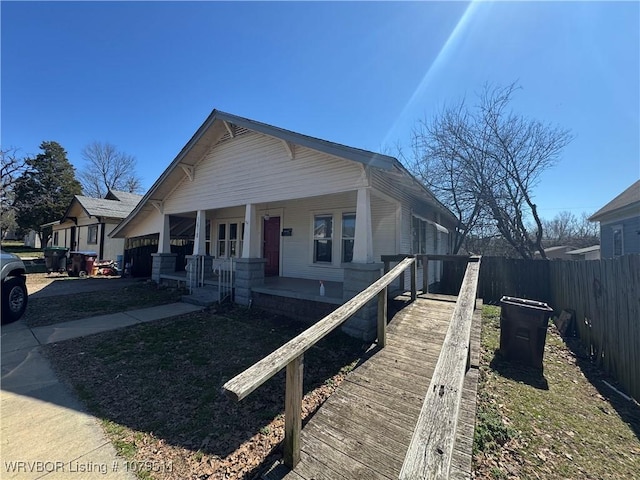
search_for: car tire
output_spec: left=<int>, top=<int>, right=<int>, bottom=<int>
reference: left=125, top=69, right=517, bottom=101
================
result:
left=2, top=277, right=28, bottom=324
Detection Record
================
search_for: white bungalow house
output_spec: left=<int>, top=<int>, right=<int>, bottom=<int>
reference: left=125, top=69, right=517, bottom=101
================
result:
left=48, top=190, right=142, bottom=262
left=110, top=110, right=457, bottom=340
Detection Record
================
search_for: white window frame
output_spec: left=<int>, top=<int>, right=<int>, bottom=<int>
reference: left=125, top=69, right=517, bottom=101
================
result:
left=341, top=212, right=356, bottom=263
left=87, top=225, right=98, bottom=245
left=313, top=214, right=334, bottom=264
left=411, top=215, right=429, bottom=255
left=309, top=209, right=356, bottom=267
left=216, top=219, right=244, bottom=258
left=53, top=231, right=59, bottom=246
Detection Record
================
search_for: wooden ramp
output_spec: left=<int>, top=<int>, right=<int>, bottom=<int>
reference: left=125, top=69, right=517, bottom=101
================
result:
left=265, top=294, right=482, bottom=480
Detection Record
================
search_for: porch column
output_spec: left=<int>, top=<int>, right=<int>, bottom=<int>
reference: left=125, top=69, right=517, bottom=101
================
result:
left=353, top=187, right=374, bottom=263
left=236, top=203, right=266, bottom=306
left=158, top=214, right=171, bottom=254
left=242, top=203, right=260, bottom=258
left=152, top=214, right=177, bottom=282
left=193, top=210, right=207, bottom=255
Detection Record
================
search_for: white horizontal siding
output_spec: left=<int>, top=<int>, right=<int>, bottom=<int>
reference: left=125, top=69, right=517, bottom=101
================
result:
left=371, top=193, right=399, bottom=259
left=237, top=191, right=400, bottom=282
left=279, top=192, right=355, bottom=282
left=163, top=131, right=366, bottom=214
left=120, top=208, right=163, bottom=239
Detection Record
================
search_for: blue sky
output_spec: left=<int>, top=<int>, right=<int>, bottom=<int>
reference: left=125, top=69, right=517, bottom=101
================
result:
left=2, top=1, right=638, bottom=220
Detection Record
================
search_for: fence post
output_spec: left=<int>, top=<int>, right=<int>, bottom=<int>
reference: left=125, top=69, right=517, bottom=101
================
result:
left=411, top=258, right=417, bottom=301
left=377, top=287, right=387, bottom=347
left=284, top=354, right=304, bottom=468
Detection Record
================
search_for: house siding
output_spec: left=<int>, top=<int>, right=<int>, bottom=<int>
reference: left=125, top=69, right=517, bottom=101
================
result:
left=242, top=191, right=399, bottom=282
left=121, top=208, right=163, bottom=239
left=52, top=203, right=127, bottom=260
left=600, top=216, right=640, bottom=258
left=163, top=131, right=366, bottom=214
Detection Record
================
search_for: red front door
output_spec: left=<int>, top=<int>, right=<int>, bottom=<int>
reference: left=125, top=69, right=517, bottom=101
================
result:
left=263, top=217, right=280, bottom=277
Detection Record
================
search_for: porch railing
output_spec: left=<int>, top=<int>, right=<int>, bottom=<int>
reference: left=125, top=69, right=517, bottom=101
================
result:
left=186, top=255, right=206, bottom=294
left=213, top=257, right=234, bottom=303
left=382, top=254, right=473, bottom=295
left=222, top=256, right=417, bottom=468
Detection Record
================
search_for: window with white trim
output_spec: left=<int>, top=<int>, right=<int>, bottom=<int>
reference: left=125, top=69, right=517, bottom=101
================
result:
left=314, top=215, right=333, bottom=263
left=342, top=213, right=355, bottom=263
left=87, top=225, right=98, bottom=244
left=412, top=216, right=428, bottom=254
left=53, top=232, right=59, bottom=246
left=217, top=221, right=244, bottom=258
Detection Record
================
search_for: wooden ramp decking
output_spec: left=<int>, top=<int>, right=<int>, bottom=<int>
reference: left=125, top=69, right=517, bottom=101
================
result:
left=265, top=293, right=482, bottom=480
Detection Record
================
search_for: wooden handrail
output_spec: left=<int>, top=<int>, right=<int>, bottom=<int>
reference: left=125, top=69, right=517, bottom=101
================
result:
left=223, top=256, right=414, bottom=401
left=399, top=256, right=481, bottom=479
left=222, top=256, right=417, bottom=468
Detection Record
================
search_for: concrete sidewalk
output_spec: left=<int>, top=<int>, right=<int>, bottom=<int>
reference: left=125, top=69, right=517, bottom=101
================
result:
left=1, top=302, right=203, bottom=479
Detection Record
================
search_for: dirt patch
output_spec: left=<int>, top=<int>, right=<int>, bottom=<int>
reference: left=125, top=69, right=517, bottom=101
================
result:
left=44, top=307, right=365, bottom=480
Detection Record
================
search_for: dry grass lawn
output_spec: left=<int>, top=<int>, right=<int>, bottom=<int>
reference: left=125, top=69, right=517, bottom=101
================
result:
left=474, top=305, right=640, bottom=479
left=44, top=307, right=364, bottom=480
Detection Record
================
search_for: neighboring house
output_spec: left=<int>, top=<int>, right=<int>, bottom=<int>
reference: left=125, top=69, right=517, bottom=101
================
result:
left=566, top=245, right=601, bottom=261
left=589, top=180, right=640, bottom=258
left=48, top=190, right=142, bottom=261
left=110, top=110, right=456, bottom=338
left=534, top=245, right=577, bottom=260
left=22, top=230, right=41, bottom=249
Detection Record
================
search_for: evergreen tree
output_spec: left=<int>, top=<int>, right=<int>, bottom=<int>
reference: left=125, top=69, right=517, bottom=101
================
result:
left=13, top=141, right=82, bottom=245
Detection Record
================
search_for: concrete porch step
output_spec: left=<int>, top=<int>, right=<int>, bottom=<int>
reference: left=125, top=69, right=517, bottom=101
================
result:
left=182, top=286, right=220, bottom=307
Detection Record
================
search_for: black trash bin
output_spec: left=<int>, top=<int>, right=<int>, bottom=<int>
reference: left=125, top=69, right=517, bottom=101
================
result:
left=499, top=296, right=554, bottom=370
left=43, top=247, right=69, bottom=274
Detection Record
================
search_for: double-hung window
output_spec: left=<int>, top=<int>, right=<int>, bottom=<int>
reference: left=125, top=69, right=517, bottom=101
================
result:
left=87, top=225, right=98, bottom=244
left=314, top=215, right=333, bottom=263
left=342, top=213, right=355, bottom=263
left=412, top=216, right=428, bottom=255
left=217, top=221, right=244, bottom=258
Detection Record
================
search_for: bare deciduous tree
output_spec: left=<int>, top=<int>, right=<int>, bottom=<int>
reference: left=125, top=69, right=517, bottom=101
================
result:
left=79, top=141, right=142, bottom=198
left=411, top=83, right=573, bottom=259
left=543, top=210, right=599, bottom=248
left=1, top=148, right=32, bottom=239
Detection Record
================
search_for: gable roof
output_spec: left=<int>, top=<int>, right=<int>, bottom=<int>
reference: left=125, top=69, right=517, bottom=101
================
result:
left=566, top=245, right=600, bottom=255
left=111, top=109, right=456, bottom=237
left=106, top=189, right=145, bottom=204
left=61, top=191, right=142, bottom=222
left=589, top=180, right=640, bottom=222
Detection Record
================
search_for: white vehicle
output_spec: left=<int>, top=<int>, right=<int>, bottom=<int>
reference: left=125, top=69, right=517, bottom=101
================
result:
left=1, top=249, right=28, bottom=324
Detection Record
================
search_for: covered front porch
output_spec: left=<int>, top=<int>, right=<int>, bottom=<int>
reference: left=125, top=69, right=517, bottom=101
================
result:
left=148, top=188, right=386, bottom=339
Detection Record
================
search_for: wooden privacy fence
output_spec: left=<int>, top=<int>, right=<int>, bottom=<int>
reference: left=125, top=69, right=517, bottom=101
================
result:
left=382, top=254, right=472, bottom=297
left=430, top=256, right=552, bottom=303
left=466, top=254, right=639, bottom=401
left=549, top=255, right=640, bottom=401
